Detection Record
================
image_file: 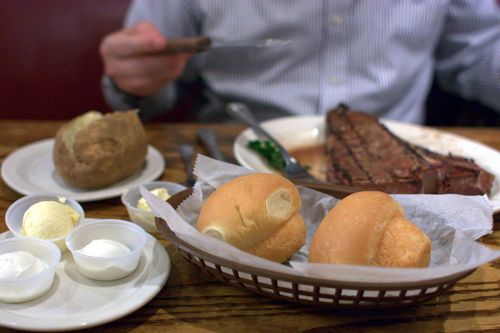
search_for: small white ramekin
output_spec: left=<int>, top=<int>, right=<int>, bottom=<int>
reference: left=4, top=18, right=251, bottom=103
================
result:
left=0, top=237, right=61, bottom=303
left=121, top=181, right=186, bottom=233
left=5, top=194, right=85, bottom=252
left=65, top=219, right=148, bottom=281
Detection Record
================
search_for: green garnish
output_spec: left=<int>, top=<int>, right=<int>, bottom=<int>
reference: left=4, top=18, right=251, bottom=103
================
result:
left=247, top=140, right=286, bottom=171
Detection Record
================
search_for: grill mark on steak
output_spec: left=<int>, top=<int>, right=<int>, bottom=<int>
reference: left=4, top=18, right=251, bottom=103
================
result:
left=325, top=105, right=494, bottom=195
left=327, top=107, right=428, bottom=193
left=358, top=115, right=426, bottom=189
left=328, top=110, right=374, bottom=184
left=350, top=114, right=405, bottom=186
left=381, top=128, right=443, bottom=193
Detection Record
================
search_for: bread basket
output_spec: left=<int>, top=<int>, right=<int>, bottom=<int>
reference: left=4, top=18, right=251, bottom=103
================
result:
left=157, top=188, right=477, bottom=309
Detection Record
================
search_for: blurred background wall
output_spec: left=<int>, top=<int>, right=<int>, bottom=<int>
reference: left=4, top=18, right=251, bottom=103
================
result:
left=0, top=1, right=498, bottom=126
left=0, top=1, right=129, bottom=120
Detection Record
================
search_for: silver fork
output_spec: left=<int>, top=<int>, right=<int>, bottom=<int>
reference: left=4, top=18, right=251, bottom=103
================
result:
left=226, top=103, right=318, bottom=182
left=179, top=143, right=196, bottom=186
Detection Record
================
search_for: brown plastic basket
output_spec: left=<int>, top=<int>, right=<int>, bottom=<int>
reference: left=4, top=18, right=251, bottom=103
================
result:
left=157, top=188, right=476, bottom=309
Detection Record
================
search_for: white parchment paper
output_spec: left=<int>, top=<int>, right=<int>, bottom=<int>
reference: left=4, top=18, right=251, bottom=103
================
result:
left=141, top=155, right=500, bottom=284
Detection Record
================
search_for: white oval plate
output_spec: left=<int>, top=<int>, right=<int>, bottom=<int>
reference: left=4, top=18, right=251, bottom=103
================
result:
left=1, top=139, right=165, bottom=202
left=0, top=220, right=170, bottom=331
left=233, top=116, right=500, bottom=212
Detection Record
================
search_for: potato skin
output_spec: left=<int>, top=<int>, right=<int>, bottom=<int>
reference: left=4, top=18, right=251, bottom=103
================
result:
left=53, top=111, right=148, bottom=189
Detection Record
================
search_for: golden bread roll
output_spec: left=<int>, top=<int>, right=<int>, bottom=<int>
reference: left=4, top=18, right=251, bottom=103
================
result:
left=53, top=110, right=148, bottom=189
left=309, top=191, right=430, bottom=268
left=197, top=173, right=306, bottom=262
left=245, top=214, right=306, bottom=263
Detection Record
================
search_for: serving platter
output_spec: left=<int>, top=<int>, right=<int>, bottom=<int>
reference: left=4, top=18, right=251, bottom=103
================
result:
left=0, top=219, right=170, bottom=331
left=233, top=116, right=500, bottom=212
left=1, top=139, right=165, bottom=202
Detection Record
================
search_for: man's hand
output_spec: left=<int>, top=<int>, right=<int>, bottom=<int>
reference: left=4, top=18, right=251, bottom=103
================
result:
left=100, top=21, right=192, bottom=97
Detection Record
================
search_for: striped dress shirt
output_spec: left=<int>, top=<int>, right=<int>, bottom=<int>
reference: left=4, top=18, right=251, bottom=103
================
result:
left=102, top=0, right=500, bottom=123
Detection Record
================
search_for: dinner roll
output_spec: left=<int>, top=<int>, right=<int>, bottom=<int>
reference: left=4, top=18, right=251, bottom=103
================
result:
left=245, top=214, right=306, bottom=263
left=309, top=191, right=430, bottom=268
left=53, top=110, right=148, bottom=189
left=197, top=173, right=306, bottom=262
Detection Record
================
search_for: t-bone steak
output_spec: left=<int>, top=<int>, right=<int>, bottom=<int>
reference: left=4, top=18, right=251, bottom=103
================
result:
left=325, top=105, right=494, bottom=195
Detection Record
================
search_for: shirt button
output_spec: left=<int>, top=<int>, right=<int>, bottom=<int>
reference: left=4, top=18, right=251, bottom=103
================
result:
left=331, top=15, right=343, bottom=26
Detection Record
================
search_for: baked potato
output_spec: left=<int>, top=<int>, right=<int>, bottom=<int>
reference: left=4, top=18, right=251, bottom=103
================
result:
left=53, top=110, right=148, bottom=189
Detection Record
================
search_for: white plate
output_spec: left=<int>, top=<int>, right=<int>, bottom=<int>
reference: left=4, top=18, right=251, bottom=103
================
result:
left=1, top=139, right=165, bottom=202
left=233, top=116, right=500, bottom=212
left=0, top=220, right=170, bottom=331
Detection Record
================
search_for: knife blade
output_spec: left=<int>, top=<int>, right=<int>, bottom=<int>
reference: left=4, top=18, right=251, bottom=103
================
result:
left=156, top=36, right=291, bottom=55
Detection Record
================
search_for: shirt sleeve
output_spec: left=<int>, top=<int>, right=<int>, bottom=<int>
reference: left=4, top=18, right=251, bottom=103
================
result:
left=101, top=0, right=199, bottom=120
left=435, top=0, right=500, bottom=112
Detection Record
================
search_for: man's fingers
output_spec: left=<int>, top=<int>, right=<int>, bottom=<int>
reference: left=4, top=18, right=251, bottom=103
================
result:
left=106, top=54, right=190, bottom=96
left=114, top=72, right=177, bottom=97
left=101, top=21, right=167, bottom=58
left=100, top=21, right=194, bottom=96
left=128, top=21, right=160, bottom=35
left=101, top=32, right=166, bottom=57
left=104, top=54, right=189, bottom=79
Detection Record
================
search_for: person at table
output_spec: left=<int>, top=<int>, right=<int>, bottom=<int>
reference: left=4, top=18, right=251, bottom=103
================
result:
left=100, top=0, right=500, bottom=123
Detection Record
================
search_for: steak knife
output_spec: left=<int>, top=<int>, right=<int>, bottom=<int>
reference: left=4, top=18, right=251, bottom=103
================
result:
left=156, top=36, right=290, bottom=54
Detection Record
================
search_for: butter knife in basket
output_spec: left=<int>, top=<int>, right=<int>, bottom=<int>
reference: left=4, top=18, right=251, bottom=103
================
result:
left=226, top=103, right=360, bottom=198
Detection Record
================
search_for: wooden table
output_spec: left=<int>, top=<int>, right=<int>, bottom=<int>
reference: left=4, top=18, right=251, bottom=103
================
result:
left=0, top=121, right=498, bottom=333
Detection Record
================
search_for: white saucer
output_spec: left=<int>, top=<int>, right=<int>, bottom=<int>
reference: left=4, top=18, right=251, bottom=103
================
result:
left=0, top=223, right=170, bottom=331
left=1, top=139, right=165, bottom=202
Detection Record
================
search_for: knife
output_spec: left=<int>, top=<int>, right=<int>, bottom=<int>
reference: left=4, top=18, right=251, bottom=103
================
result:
left=197, top=129, right=226, bottom=162
left=156, top=36, right=290, bottom=54
left=292, top=180, right=361, bottom=199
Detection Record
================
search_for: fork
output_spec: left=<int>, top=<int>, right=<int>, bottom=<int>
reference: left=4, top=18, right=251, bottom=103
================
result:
left=179, top=143, right=196, bottom=186
left=226, top=103, right=317, bottom=182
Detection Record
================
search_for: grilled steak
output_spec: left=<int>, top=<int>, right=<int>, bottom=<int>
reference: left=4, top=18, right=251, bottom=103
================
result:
left=325, top=105, right=494, bottom=195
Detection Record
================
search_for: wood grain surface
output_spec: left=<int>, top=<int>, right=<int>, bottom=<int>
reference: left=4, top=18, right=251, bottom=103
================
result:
left=0, top=120, right=498, bottom=333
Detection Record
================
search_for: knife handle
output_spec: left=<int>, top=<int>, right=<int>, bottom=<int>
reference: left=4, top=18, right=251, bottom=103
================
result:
left=159, top=36, right=211, bottom=54
left=292, top=180, right=361, bottom=199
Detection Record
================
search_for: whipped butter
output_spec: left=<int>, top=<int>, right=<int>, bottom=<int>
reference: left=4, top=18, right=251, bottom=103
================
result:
left=76, top=239, right=131, bottom=258
left=22, top=200, right=80, bottom=240
left=0, top=251, right=47, bottom=279
left=137, top=188, right=171, bottom=211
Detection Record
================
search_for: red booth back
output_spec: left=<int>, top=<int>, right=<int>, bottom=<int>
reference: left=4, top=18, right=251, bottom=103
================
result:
left=0, top=1, right=130, bottom=120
